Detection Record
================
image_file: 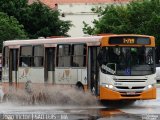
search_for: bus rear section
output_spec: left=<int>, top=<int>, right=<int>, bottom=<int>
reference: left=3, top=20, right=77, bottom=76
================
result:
left=96, top=35, right=156, bottom=100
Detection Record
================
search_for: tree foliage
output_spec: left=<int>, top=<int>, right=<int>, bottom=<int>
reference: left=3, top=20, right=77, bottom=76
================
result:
left=0, top=0, right=72, bottom=38
left=0, top=12, right=27, bottom=51
left=22, top=2, right=72, bottom=38
left=83, top=0, right=160, bottom=45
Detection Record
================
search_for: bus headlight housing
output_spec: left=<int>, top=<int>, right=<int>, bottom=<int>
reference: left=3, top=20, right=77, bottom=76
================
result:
left=106, top=84, right=114, bottom=90
left=144, top=84, right=153, bottom=90
left=147, top=84, right=153, bottom=89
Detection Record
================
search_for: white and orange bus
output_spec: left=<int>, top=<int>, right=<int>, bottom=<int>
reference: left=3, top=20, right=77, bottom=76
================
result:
left=1, top=34, right=156, bottom=101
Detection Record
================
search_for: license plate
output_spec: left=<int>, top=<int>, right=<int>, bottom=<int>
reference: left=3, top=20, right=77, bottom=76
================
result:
left=126, top=92, right=136, bottom=95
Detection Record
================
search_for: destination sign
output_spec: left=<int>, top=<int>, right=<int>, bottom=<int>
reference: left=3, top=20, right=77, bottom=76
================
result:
left=109, top=37, right=150, bottom=45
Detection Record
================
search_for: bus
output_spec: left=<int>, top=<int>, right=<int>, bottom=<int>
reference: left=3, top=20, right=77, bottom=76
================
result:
left=1, top=34, right=156, bottom=101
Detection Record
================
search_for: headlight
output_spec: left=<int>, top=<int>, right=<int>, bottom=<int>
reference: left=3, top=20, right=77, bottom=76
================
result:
left=108, top=85, right=114, bottom=89
left=147, top=84, right=153, bottom=89
left=105, top=85, right=109, bottom=88
left=106, top=84, right=114, bottom=89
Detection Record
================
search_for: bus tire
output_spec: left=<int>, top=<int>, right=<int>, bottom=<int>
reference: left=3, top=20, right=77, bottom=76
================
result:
left=76, top=82, right=84, bottom=91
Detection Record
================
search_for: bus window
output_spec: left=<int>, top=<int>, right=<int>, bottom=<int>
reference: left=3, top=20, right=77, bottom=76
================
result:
left=98, top=46, right=155, bottom=75
left=108, top=47, right=119, bottom=63
left=46, top=48, right=55, bottom=71
left=137, top=47, right=145, bottom=64
left=146, top=48, right=154, bottom=65
left=3, top=47, right=9, bottom=67
left=72, top=44, right=86, bottom=67
left=20, top=46, right=32, bottom=67
left=97, top=47, right=119, bottom=66
left=130, top=48, right=138, bottom=65
left=57, top=44, right=71, bottom=67
left=33, top=45, right=44, bottom=67
left=97, top=47, right=107, bottom=66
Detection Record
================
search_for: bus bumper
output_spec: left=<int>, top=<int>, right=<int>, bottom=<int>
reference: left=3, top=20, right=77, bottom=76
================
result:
left=99, top=86, right=156, bottom=100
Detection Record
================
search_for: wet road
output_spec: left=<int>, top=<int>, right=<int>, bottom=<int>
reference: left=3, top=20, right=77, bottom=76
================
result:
left=0, top=87, right=160, bottom=120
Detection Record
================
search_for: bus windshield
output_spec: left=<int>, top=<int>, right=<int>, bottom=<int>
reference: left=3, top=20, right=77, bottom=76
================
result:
left=97, top=47, right=155, bottom=76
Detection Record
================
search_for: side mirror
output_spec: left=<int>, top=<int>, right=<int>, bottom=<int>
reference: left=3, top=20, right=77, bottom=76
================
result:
left=101, top=63, right=116, bottom=74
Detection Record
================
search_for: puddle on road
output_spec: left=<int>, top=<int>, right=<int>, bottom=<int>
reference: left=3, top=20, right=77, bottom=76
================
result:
left=98, top=108, right=160, bottom=120
left=0, top=103, right=105, bottom=120
left=0, top=105, right=126, bottom=120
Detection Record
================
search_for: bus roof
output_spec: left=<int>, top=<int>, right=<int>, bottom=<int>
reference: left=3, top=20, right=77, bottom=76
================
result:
left=3, top=34, right=154, bottom=46
left=3, top=36, right=103, bottom=46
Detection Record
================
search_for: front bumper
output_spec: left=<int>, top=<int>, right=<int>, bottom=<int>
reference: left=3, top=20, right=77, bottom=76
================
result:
left=99, top=86, right=156, bottom=100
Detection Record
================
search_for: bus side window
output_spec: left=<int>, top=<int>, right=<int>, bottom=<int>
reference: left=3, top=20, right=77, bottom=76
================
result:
left=72, top=44, right=86, bottom=67
left=33, top=45, right=44, bottom=67
left=3, top=47, right=9, bottom=67
left=20, top=46, right=32, bottom=67
left=57, top=44, right=71, bottom=67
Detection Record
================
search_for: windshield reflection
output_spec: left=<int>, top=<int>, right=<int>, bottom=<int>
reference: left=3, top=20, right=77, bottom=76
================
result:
left=97, top=47, right=155, bottom=76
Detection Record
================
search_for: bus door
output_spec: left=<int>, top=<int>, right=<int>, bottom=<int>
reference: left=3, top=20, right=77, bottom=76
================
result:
left=9, top=48, right=19, bottom=87
left=87, top=46, right=100, bottom=96
left=44, top=47, right=55, bottom=84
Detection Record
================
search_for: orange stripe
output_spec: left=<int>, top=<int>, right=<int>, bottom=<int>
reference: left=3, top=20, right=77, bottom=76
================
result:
left=99, top=86, right=156, bottom=100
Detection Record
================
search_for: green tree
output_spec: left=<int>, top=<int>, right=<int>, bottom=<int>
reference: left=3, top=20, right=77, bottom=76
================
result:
left=24, top=2, right=72, bottom=38
left=0, top=12, right=27, bottom=51
left=0, top=0, right=28, bottom=18
left=0, top=0, right=72, bottom=38
left=83, top=0, right=160, bottom=45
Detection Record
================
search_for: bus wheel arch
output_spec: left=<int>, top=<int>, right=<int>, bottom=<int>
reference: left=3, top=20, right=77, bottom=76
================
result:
left=76, top=81, right=84, bottom=91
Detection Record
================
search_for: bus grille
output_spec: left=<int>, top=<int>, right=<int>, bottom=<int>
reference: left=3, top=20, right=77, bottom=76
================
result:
left=114, top=79, right=147, bottom=82
left=121, top=94, right=140, bottom=97
left=116, top=86, right=145, bottom=90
